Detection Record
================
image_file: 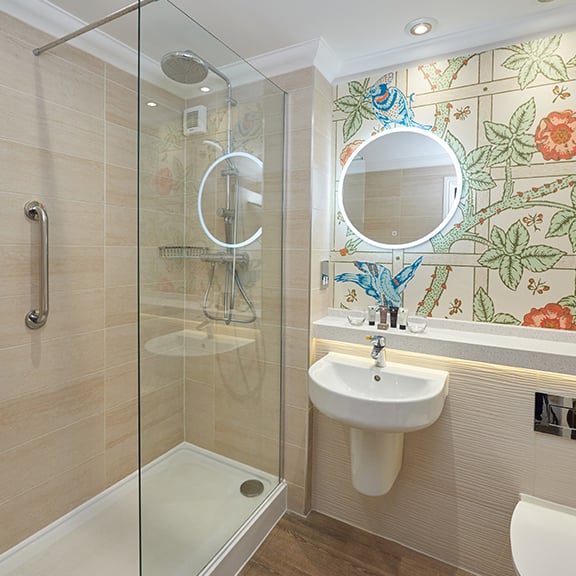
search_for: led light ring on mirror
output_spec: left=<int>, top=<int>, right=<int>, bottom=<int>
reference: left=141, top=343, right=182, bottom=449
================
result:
left=197, top=151, right=263, bottom=249
left=338, top=127, right=463, bottom=250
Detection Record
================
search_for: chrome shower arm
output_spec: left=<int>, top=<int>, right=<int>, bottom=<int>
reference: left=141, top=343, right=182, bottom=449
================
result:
left=33, top=0, right=159, bottom=56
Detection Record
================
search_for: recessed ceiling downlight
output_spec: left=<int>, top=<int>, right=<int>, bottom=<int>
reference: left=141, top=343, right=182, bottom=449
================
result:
left=405, top=17, right=437, bottom=36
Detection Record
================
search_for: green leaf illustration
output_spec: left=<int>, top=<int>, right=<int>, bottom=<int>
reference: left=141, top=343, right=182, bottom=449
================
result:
left=505, top=221, right=530, bottom=254
left=466, top=145, right=491, bottom=171
left=473, top=287, right=494, bottom=322
left=546, top=209, right=576, bottom=238
left=540, top=55, right=568, bottom=82
left=359, top=100, right=375, bottom=120
left=335, top=95, right=360, bottom=114
left=521, top=245, right=566, bottom=272
left=343, top=110, right=363, bottom=142
left=558, top=295, right=576, bottom=315
left=499, top=254, right=523, bottom=290
left=484, top=122, right=512, bottom=146
left=509, top=98, right=536, bottom=134
left=493, top=313, right=521, bottom=325
left=502, top=35, right=569, bottom=89
left=348, top=81, right=366, bottom=97
left=467, top=170, right=496, bottom=191
left=569, top=220, right=576, bottom=251
left=571, top=184, right=576, bottom=208
left=490, top=225, right=507, bottom=250
left=478, top=248, right=505, bottom=269
left=473, top=288, right=521, bottom=324
left=518, top=60, right=540, bottom=90
left=444, top=131, right=466, bottom=162
left=538, top=35, right=562, bottom=55
left=502, top=52, right=530, bottom=70
left=567, top=55, right=576, bottom=67
left=488, top=144, right=511, bottom=166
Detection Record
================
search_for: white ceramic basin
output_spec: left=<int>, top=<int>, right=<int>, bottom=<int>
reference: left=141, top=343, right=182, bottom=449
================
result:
left=145, top=329, right=254, bottom=357
left=308, top=352, right=449, bottom=432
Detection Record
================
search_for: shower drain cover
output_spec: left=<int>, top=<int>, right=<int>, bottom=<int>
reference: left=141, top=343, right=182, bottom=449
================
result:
left=240, top=479, right=264, bottom=497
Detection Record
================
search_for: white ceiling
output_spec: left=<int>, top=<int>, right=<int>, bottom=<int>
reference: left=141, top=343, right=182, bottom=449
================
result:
left=23, top=0, right=576, bottom=81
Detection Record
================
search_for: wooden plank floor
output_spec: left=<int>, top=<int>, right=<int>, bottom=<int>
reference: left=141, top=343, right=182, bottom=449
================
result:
left=239, top=512, right=474, bottom=576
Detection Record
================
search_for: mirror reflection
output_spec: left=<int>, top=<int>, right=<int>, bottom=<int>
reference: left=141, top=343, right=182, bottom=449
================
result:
left=339, top=127, right=462, bottom=249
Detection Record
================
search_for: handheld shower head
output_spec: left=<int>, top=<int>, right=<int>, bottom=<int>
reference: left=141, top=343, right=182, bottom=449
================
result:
left=161, top=51, right=209, bottom=84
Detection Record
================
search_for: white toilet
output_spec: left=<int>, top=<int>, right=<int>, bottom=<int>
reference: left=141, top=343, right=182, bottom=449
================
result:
left=510, top=494, right=576, bottom=576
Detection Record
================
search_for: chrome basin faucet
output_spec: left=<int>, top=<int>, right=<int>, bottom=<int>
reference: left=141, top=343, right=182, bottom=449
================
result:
left=368, top=335, right=386, bottom=367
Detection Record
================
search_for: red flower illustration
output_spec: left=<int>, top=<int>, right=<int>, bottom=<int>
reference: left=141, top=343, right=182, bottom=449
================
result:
left=522, top=303, right=574, bottom=330
left=340, top=140, right=364, bottom=166
left=535, top=110, right=576, bottom=161
left=154, top=167, right=174, bottom=196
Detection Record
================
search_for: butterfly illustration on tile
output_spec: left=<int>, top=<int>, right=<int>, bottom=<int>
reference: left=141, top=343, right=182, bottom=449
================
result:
left=366, top=73, right=431, bottom=130
left=334, top=256, right=423, bottom=307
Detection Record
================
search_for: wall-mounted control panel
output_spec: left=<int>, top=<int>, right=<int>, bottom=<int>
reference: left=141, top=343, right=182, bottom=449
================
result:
left=534, top=392, right=576, bottom=440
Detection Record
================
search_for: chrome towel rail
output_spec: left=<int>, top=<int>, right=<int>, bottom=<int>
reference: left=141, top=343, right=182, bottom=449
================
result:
left=25, top=201, right=49, bottom=329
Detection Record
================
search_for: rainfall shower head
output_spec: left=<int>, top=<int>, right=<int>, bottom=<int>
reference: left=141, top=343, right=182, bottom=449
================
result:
left=161, top=51, right=209, bottom=84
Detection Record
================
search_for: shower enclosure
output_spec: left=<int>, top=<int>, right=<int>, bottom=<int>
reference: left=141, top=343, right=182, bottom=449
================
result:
left=138, top=1, right=286, bottom=574
left=0, top=1, right=285, bottom=574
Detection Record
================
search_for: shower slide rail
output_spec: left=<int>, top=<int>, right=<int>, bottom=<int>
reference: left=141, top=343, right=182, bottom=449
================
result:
left=24, top=201, right=49, bottom=329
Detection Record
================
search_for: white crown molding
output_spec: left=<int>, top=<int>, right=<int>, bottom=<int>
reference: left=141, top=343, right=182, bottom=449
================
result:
left=333, top=3, right=576, bottom=84
left=3, top=0, right=575, bottom=90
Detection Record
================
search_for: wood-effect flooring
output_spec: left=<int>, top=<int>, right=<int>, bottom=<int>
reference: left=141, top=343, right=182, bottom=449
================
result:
left=239, top=511, right=474, bottom=576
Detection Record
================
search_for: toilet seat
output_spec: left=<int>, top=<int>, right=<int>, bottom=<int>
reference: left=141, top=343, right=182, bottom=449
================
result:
left=511, top=494, right=576, bottom=576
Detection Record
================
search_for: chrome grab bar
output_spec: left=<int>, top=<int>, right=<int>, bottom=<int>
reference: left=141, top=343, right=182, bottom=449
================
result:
left=24, top=201, right=49, bottom=329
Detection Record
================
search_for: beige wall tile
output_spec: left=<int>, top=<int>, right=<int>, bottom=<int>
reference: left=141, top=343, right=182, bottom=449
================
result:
left=106, top=206, right=137, bottom=246
left=0, top=141, right=104, bottom=204
left=106, top=323, right=138, bottom=368
left=106, top=78, right=138, bottom=131
left=0, top=415, right=105, bottom=504
left=0, top=84, right=104, bottom=162
left=106, top=285, right=138, bottom=327
left=0, top=331, right=105, bottom=403
left=185, top=379, right=215, bottom=450
left=106, top=123, right=137, bottom=170
left=105, top=360, right=138, bottom=408
left=0, top=372, right=105, bottom=453
left=106, top=164, right=137, bottom=208
left=214, top=422, right=280, bottom=476
left=105, top=399, right=138, bottom=485
left=106, top=246, right=138, bottom=288
left=0, top=455, right=106, bottom=555
left=0, top=28, right=104, bottom=117
left=284, top=442, right=307, bottom=487
left=141, top=413, right=184, bottom=466
left=0, top=289, right=104, bottom=348
left=285, top=405, right=308, bottom=448
left=284, top=366, right=309, bottom=409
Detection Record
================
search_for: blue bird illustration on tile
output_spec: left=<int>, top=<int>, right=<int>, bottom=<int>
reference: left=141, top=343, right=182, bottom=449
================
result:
left=367, top=83, right=431, bottom=130
left=335, top=256, right=423, bottom=307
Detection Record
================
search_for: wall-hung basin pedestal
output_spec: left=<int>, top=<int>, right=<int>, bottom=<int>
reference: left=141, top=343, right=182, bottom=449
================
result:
left=350, top=429, right=404, bottom=496
left=308, top=352, right=449, bottom=496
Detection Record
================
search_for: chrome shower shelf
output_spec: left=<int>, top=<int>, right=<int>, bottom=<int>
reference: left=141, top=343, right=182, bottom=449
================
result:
left=158, top=246, right=249, bottom=264
left=158, top=246, right=209, bottom=259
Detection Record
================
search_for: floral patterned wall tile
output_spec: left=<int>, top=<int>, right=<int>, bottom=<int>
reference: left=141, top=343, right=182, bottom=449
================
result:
left=332, top=31, right=576, bottom=330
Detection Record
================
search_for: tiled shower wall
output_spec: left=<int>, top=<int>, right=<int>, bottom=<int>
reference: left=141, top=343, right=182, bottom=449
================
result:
left=272, top=67, right=333, bottom=514
left=0, top=12, right=183, bottom=553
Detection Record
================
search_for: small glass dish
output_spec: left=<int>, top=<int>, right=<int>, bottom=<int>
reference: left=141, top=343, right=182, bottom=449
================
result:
left=407, top=316, right=427, bottom=334
left=347, top=311, right=366, bottom=326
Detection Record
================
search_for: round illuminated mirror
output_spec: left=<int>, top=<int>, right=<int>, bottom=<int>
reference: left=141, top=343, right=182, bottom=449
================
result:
left=338, top=127, right=463, bottom=249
